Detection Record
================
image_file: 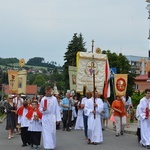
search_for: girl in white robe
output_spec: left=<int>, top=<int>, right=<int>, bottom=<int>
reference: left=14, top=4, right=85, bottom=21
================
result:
left=75, top=101, right=84, bottom=130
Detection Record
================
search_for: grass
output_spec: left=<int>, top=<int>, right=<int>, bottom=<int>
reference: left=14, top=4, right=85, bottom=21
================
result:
left=6, top=63, right=48, bottom=70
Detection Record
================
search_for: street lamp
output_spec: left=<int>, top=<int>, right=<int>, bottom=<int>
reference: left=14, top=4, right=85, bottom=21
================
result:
left=146, top=3, right=150, bottom=81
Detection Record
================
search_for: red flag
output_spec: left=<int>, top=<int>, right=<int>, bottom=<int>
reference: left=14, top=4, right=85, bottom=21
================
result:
left=103, top=60, right=110, bottom=98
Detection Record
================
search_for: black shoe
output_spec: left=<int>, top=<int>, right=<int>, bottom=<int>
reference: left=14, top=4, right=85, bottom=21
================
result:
left=92, top=142, right=97, bottom=145
left=116, top=134, right=119, bottom=137
left=146, top=145, right=150, bottom=149
left=66, top=129, right=71, bottom=131
left=22, top=144, right=27, bottom=147
left=120, top=132, right=123, bottom=135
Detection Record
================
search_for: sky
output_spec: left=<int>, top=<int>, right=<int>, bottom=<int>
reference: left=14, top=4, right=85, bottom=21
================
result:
left=0, top=0, right=149, bottom=66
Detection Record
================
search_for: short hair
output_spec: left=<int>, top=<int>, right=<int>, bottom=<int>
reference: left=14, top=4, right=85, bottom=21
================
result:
left=145, top=89, right=150, bottom=94
left=32, top=101, right=38, bottom=105
left=45, top=86, right=52, bottom=90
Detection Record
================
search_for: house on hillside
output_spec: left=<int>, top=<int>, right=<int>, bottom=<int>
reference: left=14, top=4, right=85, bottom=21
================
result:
left=3, top=85, right=38, bottom=98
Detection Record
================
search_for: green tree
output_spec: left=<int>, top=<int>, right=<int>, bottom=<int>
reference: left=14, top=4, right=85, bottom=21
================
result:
left=27, top=73, right=37, bottom=85
left=32, top=75, right=46, bottom=87
left=102, top=50, right=136, bottom=102
left=131, top=91, right=145, bottom=107
left=27, top=57, right=44, bottom=66
left=63, top=33, right=87, bottom=90
left=1, top=72, right=8, bottom=84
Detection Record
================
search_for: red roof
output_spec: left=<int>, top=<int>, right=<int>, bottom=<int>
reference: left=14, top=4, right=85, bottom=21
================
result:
left=26, top=85, right=37, bottom=94
left=4, top=85, right=37, bottom=95
left=135, top=75, right=148, bottom=81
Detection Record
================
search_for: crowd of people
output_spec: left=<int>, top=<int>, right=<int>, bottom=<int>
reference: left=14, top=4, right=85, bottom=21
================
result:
left=3, top=86, right=150, bottom=149
left=4, top=87, right=61, bottom=150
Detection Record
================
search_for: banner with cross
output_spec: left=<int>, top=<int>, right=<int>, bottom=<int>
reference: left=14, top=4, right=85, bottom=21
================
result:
left=76, top=52, right=108, bottom=94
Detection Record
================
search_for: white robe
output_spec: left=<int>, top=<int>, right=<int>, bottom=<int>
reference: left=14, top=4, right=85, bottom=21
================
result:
left=85, top=97, right=103, bottom=143
left=28, top=112, right=42, bottom=132
left=139, top=97, right=150, bottom=146
left=75, top=108, right=84, bottom=130
left=40, top=96, right=61, bottom=149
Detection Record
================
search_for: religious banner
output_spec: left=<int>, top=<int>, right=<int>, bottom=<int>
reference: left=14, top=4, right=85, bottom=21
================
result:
left=76, top=52, right=107, bottom=94
left=68, top=66, right=77, bottom=90
left=18, top=70, right=27, bottom=94
left=114, top=74, right=128, bottom=96
left=8, top=70, right=18, bottom=94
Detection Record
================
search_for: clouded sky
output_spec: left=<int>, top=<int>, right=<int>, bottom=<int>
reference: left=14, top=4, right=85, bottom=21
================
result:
left=0, top=0, right=149, bottom=66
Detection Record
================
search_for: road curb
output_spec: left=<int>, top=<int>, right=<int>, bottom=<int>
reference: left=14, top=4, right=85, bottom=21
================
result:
left=0, top=115, right=6, bottom=123
left=107, top=126, right=137, bottom=135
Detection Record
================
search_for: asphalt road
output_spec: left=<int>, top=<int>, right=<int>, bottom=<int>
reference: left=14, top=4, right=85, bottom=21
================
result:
left=0, top=120, right=145, bottom=150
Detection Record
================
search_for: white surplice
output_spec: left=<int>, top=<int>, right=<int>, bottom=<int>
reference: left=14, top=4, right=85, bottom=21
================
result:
left=28, top=111, right=42, bottom=132
left=84, top=97, right=103, bottom=143
left=40, top=96, right=61, bottom=149
left=139, top=97, right=150, bottom=146
left=75, top=108, right=84, bottom=130
left=18, top=108, right=29, bottom=127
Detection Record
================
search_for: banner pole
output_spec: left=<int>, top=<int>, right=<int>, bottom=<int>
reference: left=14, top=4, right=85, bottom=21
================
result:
left=91, top=40, right=96, bottom=119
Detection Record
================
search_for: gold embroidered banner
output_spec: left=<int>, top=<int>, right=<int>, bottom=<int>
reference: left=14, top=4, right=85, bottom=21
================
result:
left=114, top=74, right=128, bottom=96
left=18, top=70, right=27, bottom=94
left=76, top=52, right=107, bottom=94
left=8, top=70, right=18, bottom=94
left=68, top=66, right=77, bottom=90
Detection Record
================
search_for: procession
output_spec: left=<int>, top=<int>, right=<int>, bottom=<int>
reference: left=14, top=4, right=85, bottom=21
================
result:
left=0, top=47, right=150, bottom=150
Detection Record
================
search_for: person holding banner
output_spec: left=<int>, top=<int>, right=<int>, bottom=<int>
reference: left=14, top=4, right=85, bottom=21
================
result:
left=40, top=86, right=61, bottom=150
left=84, top=91, right=103, bottom=145
left=111, top=95, right=126, bottom=137
left=139, top=89, right=150, bottom=149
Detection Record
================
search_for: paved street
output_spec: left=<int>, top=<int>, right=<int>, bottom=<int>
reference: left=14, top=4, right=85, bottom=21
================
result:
left=0, top=119, right=145, bottom=150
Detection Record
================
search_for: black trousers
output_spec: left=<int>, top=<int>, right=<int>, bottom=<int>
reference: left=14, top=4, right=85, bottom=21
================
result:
left=21, top=127, right=30, bottom=145
left=136, top=128, right=141, bottom=143
left=30, top=131, right=41, bottom=146
left=63, top=110, right=72, bottom=130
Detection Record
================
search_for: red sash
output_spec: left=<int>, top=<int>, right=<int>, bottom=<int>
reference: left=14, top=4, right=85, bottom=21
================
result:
left=26, top=109, right=42, bottom=120
left=17, top=105, right=32, bottom=116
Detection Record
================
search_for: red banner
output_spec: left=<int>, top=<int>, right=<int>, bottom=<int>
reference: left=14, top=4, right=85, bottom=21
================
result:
left=114, top=74, right=128, bottom=96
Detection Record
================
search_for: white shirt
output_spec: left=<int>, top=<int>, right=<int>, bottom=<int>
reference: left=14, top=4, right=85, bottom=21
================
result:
left=18, top=108, right=29, bottom=127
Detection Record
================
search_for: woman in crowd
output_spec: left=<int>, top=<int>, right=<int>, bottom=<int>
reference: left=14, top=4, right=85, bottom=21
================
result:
left=5, top=96, right=17, bottom=139
left=111, top=95, right=126, bottom=137
left=122, top=93, right=133, bottom=128
left=102, top=98, right=110, bottom=129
